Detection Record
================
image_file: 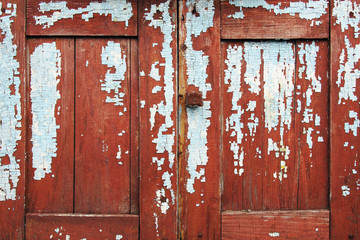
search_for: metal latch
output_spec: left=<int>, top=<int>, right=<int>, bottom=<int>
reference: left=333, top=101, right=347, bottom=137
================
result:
left=185, top=90, right=203, bottom=108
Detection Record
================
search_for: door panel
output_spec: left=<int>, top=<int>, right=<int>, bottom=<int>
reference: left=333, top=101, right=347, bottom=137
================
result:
left=221, top=40, right=329, bottom=212
left=27, top=38, right=75, bottom=213
left=75, top=38, right=131, bottom=214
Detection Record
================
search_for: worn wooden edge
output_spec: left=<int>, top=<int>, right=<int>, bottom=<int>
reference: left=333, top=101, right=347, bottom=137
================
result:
left=26, top=213, right=139, bottom=218
left=222, top=210, right=330, bottom=239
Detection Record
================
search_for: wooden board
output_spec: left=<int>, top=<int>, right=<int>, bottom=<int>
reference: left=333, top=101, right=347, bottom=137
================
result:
left=26, top=0, right=137, bottom=36
left=330, top=0, right=360, bottom=238
left=0, top=0, right=26, bottom=239
left=221, top=40, right=329, bottom=211
left=178, top=0, right=221, bottom=239
left=221, top=0, right=329, bottom=39
left=75, top=38, right=131, bottom=214
left=222, top=210, right=329, bottom=239
left=26, top=38, right=74, bottom=213
left=26, top=213, right=139, bottom=239
left=138, top=0, right=178, bottom=238
left=295, top=40, right=329, bottom=210
left=130, top=39, right=139, bottom=214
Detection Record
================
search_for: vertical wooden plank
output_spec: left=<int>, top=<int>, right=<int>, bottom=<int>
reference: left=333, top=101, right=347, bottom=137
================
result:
left=221, top=41, right=264, bottom=211
left=331, top=0, right=360, bottom=238
left=0, top=0, right=25, bottom=239
left=262, top=41, right=298, bottom=210
left=130, top=39, right=139, bottom=214
left=75, top=38, right=131, bottom=214
left=179, top=0, right=221, bottom=239
left=295, top=40, right=329, bottom=210
left=27, top=38, right=74, bottom=213
left=139, top=0, right=178, bottom=238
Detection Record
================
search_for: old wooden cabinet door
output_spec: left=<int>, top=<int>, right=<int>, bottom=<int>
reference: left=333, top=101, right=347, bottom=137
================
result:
left=0, top=0, right=359, bottom=239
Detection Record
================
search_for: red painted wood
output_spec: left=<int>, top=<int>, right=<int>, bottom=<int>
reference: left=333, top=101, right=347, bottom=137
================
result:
left=221, top=41, right=264, bottom=211
left=0, top=0, right=26, bottom=239
left=130, top=39, right=139, bottom=214
left=139, top=0, right=178, bottom=238
left=330, top=0, right=360, bottom=238
left=221, top=0, right=329, bottom=39
left=26, top=0, right=137, bottom=36
left=222, top=210, right=329, bottom=239
left=26, top=38, right=74, bottom=213
left=295, top=40, right=329, bottom=210
left=26, top=213, right=139, bottom=240
left=179, top=1, right=221, bottom=239
left=75, top=38, right=131, bottom=214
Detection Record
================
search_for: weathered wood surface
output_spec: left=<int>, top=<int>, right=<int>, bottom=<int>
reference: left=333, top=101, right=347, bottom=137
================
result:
left=75, top=38, right=131, bottom=214
left=221, top=0, right=329, bottom=39
left=130, top=38, right=139, bottom=214
left=221, top=40, right=329, bottom=211
left=222, top=210, right=329, bottom=239
left=139, top=0, right=178, bottom=238
left=27, top=38, right=74, bottom=213
left=26, top=214, right=139, bottom=240
left=26, top=0, right=137, bottom=36
left=179, top=0, right=221, bottom=239
left=330, top=0, right=360, bottom=239
left=0, top=0, right=26, bottom=239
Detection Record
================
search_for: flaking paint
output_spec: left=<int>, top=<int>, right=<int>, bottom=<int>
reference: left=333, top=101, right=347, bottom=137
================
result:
left=0, top=2, right=22, bottom=201
left=228, top=0, right=328, bottom=26
left=30, top=42, right=61, bottom=180
left=185, top=0, right=215, bottom=194
left=34, top=0, right=133, bottom=29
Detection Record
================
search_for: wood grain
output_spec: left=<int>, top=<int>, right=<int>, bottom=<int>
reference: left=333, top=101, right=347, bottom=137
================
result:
left=295, top=40, right=329, bottom=210
left=178, top=1, right=221, bottom=239
left=26, top=0, right=137, bottom=36
left=330, top=0, right=360, bottom=238
left=0, top=0, right=26, bottom=239
left=221, top=0, right=329, bottom=39
left=222, top=210, right=329, bottom=239
left=26, top=38, right=74, bottom=213
left=75, top=38, right=131, bottom=214
left=26, top=213, right=139, bottom=240
left=139, top=0, right=178, bottom=238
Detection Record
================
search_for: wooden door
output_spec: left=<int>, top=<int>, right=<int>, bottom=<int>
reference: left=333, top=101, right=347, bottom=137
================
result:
left=1, top=0, right=360, bottom=239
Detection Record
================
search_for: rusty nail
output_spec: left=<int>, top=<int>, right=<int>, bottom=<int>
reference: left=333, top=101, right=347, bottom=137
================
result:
left=198, top=233, right=203, bottom=238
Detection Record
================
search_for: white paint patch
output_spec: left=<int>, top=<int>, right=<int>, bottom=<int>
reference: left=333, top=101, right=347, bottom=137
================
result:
left=341, top=185, right=350, bottom=196
left=333, top=0, right=360, bottom=38
left=344, top=110, right=360, bottom=136
left=30, top=42, right=61, bottom=180
left=185, top=0, right=215, bottom=194
left=144, top=0, right=176, bottom=214
left=224, top=44, right=245, bottom=176
left=34, top=0, right=133, bottom=29
left=115, top=235, right=123, bottom=240
left=101, top=41, right=127, bottom=109
left=269, top=232, right=280, bottom=237
left=336, top=36, right=360, bottom=104
left=228, top=0, right=328, bottom=26
left=0, top=3, right=22, bottom=201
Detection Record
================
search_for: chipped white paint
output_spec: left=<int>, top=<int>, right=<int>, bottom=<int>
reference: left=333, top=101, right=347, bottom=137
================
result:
left=344, top=110, right=360, bottom=136
left=337, top=36, right=360, bottom=104
left=34, top=0, right=133, bottom=29
left=101, top=41, right=127, bottom=110
left=185, top=0, right=214, bottom=194
left=144, top=0, right=176, bottom=215
left=224, top=44, right=245, bottom=176
left=30, top=42, right=61, bottom=180
left=0, top=2, right=22, bottom=201
left=115, top=235, right=123, bottom=240
left=341, top=185, right=350, bottom=196
left=269, top=232, right=280, bottom=237
left=228, top=0, right=328, bottom=26
left=333, top=0, right=360, bottom=38
left=263, top=42, right=294, bottom=181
